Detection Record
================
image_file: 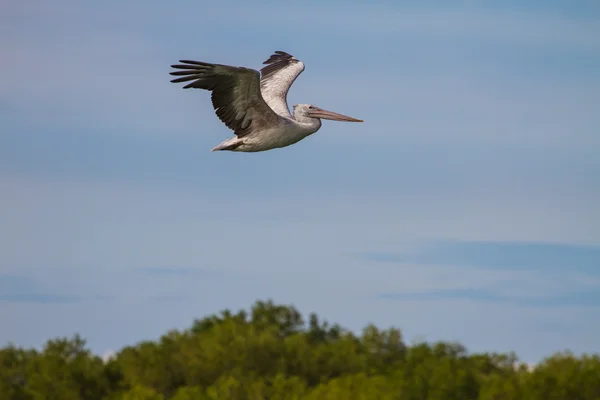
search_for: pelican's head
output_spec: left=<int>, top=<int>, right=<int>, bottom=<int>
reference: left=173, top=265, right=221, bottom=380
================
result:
left=293, top=104, right=363, bottom=123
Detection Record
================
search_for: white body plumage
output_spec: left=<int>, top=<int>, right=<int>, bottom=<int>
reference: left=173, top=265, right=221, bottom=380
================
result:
left=211, top=105, right=322, bottom=152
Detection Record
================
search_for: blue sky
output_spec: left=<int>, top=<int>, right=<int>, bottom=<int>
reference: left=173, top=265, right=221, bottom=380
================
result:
left=1, top=0, right=599, bottom=363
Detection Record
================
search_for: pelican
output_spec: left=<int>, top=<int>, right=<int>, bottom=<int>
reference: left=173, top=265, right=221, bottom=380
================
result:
left=169, top=51, right=363, bottom=152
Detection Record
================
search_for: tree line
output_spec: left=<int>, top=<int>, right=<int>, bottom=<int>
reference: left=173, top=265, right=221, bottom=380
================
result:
left=1, top=299, right=599, bottom=399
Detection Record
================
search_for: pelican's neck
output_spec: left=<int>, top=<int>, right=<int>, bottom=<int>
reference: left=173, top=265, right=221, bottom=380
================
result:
left=293, top=112, right=322, bottom=131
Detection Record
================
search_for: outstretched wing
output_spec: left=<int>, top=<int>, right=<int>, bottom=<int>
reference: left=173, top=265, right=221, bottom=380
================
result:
left=260, top=51, right=305, bottom=119
left=170, top=60, right=283, bottom=137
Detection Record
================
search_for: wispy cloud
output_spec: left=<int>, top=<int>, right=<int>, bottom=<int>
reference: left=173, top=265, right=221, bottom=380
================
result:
left=0, top=294, right=80, bottom=304
left=361, top=240, right=600, bottom=274
left=0, top=274, right=35, bottom=292
left=226, top=6, right=600, bottom=49
left=368, top=240, right=600, bottom=311
left=0, top=273, right=94, bottom=304
left=379, top=288, right=600, bottom=308
left=136, top=266, right=222, bottom=277
left=150, top=295, right=189, bottom=303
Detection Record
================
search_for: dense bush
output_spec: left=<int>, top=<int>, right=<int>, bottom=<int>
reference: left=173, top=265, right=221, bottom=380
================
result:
left=1, top=300, right=599, bottom=399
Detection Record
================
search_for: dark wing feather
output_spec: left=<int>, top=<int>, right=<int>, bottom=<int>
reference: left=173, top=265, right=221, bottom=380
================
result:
left=170, top=60, right=282, bottom=137
left=259, top=51, right=305, bottom=118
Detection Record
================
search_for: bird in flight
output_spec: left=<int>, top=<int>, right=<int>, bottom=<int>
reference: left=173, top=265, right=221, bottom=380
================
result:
left=169, top=51, right=363, bottom=152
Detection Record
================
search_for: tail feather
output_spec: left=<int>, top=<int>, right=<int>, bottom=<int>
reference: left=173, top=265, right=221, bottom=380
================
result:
left=211, top=138, right=243, bottom=152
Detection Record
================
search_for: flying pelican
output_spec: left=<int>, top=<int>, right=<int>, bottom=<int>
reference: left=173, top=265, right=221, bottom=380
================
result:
left=169, top=51, right=363, bottom=152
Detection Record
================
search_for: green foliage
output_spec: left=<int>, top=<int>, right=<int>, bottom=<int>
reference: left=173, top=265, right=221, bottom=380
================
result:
left=1, top=299, right=599, bottom=399
left=116, top=385, right=164, bottom=400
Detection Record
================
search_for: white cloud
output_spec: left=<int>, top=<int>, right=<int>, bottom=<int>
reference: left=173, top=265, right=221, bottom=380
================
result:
left=101, top=349, right=116, bottom=363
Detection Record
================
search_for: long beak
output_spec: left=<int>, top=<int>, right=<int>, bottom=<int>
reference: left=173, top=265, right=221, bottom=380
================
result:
left=307, top=107, right=363, bottom=122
